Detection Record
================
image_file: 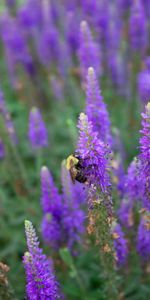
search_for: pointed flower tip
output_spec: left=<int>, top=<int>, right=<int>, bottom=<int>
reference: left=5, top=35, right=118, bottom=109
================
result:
left=41, top=165, right=48, bottom=173
left=24, top=251, right=30, bottom=258
left=30, top=107, right=39, bottom=115
left=80, top=20, right=87, bottom=31
left=146, top=102, right=150, bottom=115
left=24, top=220, right=32, bottom=231
left=88, top=67, right=95, bottom=76
left=25, top=220, right=31, bottom=226
left=79, top=112, right=86, bottom=121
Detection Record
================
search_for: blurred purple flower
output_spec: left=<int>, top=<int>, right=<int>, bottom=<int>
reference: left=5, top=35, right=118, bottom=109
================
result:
left=77, top=113, right=111, bottom=193
left=28, top=107, right=48, bottom=150
left=0, top=13, right=34, bottom=75
left=86, top=67, right=112, bottom=145
left=41, top=166, right=62, bottom=214
left=125, top=158, right=142, bottom=201
left=117, top=0, right=132, bottom=14
left=137, top=216, right=150, bottom=260
left=41, top=166, right=85, bottom=250
left=23, top=220, right=60, bottom=300
left=112, top=223, right=128, bottom=266
left=6, top=0, right=16, bottom=8
left=118, top=199, right=134, bottom=228
left=18, top=0, right=42, bottom=29
left=142, top=0, right=150, bottom=18
left=138, top=60, right=150, bottom=104
left=129, top=0, right=148, bottom=54
left=65, top=11, right=80, bottom=54
left=118, top=158, right=141, bottom=227
left=78, top=20, right=101, bottom=81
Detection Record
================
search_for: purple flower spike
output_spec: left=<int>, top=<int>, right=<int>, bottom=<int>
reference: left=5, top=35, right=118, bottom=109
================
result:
left=23, top=220, right=60, bottom=300
left=139, top=103, right=150, bottom=210
left=137, top=216, right=150, bottom=260
left=112, top=223, right=128, bottom=266
left=129, top=0, right=148, bottom=54
left=77, top=113, right=111, bottom=193
left=78, top=20, right=101, bottom=81
left=86, top=67, right=112, bottom=145
left=28, top=107, right=48, bottom=150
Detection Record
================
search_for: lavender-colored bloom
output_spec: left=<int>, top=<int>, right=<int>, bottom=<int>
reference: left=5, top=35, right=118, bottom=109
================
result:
left=94, top=0, right=110, bottom=45
left=0, top=13, right=34, bottom=74
left=37, top=25, right=60, bottom=67
left=6, top=0, right=16, bottom=9
left=118, top=158, right=141, bottom=227
left=41, top=166, right=62, bottom=214
left=0, top=90, right=17, bottom=144
left=78, top=20, right=101, bottom=81
left=65, top=11, right=80, bottom=54
left=86, top=67, right=112, bottom=145
left=77, top=113, right=111, bottom=193
left=117, top=0, right=132, bottom=15
left=50, top=76, right=64, bottom=101
left=41, top=166, right=85, bottom=250
left=138, top=61, right=150, bottom=104
left=112, top=223, right=128, bottom=265
left=18, top=0, right=42, bottom=29
left=23, top=220, right=60, bottom=300
left=142, top=0, right=150, bottom=18
left=137, top=216, right=150, bottom=260
left=129, top=0, right=148, bottom=54
left=28, top=107, right=48, bottom=150
left=118, top=199, right=134, bottom=228
left=125, top=158, right=141, bottom=201
left=139, top=103, right=150, bottom=210
left=81, top=0, right=97, bottom=15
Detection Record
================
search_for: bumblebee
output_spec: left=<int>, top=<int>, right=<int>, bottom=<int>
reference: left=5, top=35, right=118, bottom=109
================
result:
left=66, top=154, right=87, bottom=184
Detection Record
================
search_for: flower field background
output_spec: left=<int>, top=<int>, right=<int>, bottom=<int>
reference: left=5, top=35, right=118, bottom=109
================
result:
left=0, top=1, right=150, bottom=299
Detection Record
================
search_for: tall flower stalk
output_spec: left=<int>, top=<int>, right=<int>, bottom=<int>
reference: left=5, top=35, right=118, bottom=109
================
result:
left=76, top=112, right=118, bottom=298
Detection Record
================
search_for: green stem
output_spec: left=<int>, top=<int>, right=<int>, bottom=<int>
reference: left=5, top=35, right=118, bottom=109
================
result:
left=35, top=148, right=43, bottom=179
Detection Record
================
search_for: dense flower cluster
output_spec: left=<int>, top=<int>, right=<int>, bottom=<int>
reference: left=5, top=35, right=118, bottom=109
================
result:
left=77, top=112, right=111, bottom=193
left=23, top=220, right=60, bottom=300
